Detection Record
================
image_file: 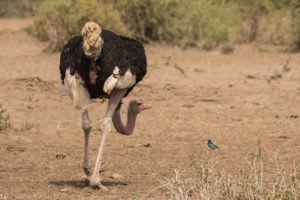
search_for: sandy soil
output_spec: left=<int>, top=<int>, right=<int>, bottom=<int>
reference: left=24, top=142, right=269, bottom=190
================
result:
left=0, top=18, right=300, bottom=200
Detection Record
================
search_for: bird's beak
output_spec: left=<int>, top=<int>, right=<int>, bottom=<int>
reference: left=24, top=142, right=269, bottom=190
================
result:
left=138, top=103, right=151, bottom=110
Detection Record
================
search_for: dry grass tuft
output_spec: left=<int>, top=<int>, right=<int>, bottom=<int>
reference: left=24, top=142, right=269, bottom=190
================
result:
left=161, top=146, right=300, bottom=200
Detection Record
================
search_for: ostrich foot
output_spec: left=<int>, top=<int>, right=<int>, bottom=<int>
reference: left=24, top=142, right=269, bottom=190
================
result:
left=89, top=176, right=108, bottom=190
left=82, top=174, right=90, bottom=185
left=89, top=118, right=112, bottom=190
left=82, top=163, right=91, bottom=176
left=81, top=163, right=91, bottom=185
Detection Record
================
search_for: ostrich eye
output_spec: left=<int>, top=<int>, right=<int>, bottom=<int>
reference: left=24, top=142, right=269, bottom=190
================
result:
left=137, top=102, right=142, bottom=106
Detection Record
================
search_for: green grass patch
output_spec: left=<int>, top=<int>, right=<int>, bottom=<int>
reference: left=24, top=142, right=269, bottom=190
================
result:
left=0, top=104, right=10, bottom=132
left=22, top=122, right=40, bottom=131
left=174, top=64, right=187, bottom=77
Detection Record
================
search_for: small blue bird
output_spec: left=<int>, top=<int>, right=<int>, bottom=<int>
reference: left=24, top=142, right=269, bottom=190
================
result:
left=208, top=140, right=219, bottom=149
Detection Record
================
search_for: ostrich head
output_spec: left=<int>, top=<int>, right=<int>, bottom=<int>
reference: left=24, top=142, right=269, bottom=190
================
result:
left=81, top=21, right=103, bottom=60
left=112, top=99, right=151, bottom=136
left=129, top=100, right=151, bottom=114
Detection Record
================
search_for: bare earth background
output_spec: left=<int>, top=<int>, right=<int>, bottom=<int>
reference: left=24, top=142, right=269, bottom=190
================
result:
left=0, top=19, right=300, bottom=200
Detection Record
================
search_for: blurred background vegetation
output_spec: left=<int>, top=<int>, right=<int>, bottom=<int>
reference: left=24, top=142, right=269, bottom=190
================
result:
left=1, top=0, right=300, bottom=51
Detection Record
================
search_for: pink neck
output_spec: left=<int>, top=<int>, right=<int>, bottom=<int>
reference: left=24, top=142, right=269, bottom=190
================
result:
left=112, top=107, right=137, bottom=135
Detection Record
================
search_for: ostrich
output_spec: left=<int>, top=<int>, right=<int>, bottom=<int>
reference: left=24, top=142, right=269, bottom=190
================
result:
left=59, top=22, right=150, bottom=189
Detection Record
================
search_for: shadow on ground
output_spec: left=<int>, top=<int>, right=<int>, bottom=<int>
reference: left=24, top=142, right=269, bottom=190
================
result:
left=49, top=180, right=128, bottom=189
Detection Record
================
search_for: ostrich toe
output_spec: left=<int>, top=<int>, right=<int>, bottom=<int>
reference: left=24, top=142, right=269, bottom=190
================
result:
left=90, top=176, right=108, bottom=190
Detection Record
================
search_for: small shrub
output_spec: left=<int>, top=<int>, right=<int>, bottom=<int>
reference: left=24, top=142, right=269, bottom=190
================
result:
left=221, top=43, right=235, bottom=54
left=287, top=0, right=300, bottom=51
left=0, top=104, right=10, bottom=132
left=282, top=58, right=292, bottom=73
left=27, top=0, right=129, bottom=51
left=114, top=0, right=237, bottom=48
left=0, top=0, right=43, bottom=17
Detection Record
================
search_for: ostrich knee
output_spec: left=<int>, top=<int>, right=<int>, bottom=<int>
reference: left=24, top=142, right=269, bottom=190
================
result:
left=99, top=117, right=112, bottom=135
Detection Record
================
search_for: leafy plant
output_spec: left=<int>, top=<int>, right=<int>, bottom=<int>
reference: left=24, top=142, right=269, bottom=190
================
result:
left=282, top=58, right=292, bottom=73
left=174, top=64, right=187, bottom=77
left=0, top=104, right=10, bottom=132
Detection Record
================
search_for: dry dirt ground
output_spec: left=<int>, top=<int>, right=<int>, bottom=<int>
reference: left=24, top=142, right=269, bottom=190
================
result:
left=1, top=18, right=300, bottom=200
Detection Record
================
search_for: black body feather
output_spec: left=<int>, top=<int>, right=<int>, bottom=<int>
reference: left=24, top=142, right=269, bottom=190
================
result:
left=59, top=30, right=147, bottom=98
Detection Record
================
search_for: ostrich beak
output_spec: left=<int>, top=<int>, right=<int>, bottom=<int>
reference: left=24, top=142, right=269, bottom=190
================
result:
left=138, top=103, right=151, bottom=111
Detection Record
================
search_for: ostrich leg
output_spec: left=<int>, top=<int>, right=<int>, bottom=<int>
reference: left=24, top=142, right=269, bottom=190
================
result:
left=82, top=109, right=92, bottom=178
left=89, top=89, right=127, bottom=189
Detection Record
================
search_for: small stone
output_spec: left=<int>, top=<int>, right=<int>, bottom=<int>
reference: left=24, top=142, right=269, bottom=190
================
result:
left=110, top=173, right=124, bottom=180
left=246, top=75, right=256, bottom=79
left=6, top=146, right=14, bottom=152
left=279, top=136, right=288, bottom=139
left=270, top=74, right=282, bottom=80
left=56, top=154, right=66, bottom=159
left=61, top=188, right=70, bottom=192
left=183, top=104, right=194, bottom=108
left=16, top=147, right=25, bottom=152
left=144, top=143, right=151, bottom=147
left=194, top=68, right=205, bottom=73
